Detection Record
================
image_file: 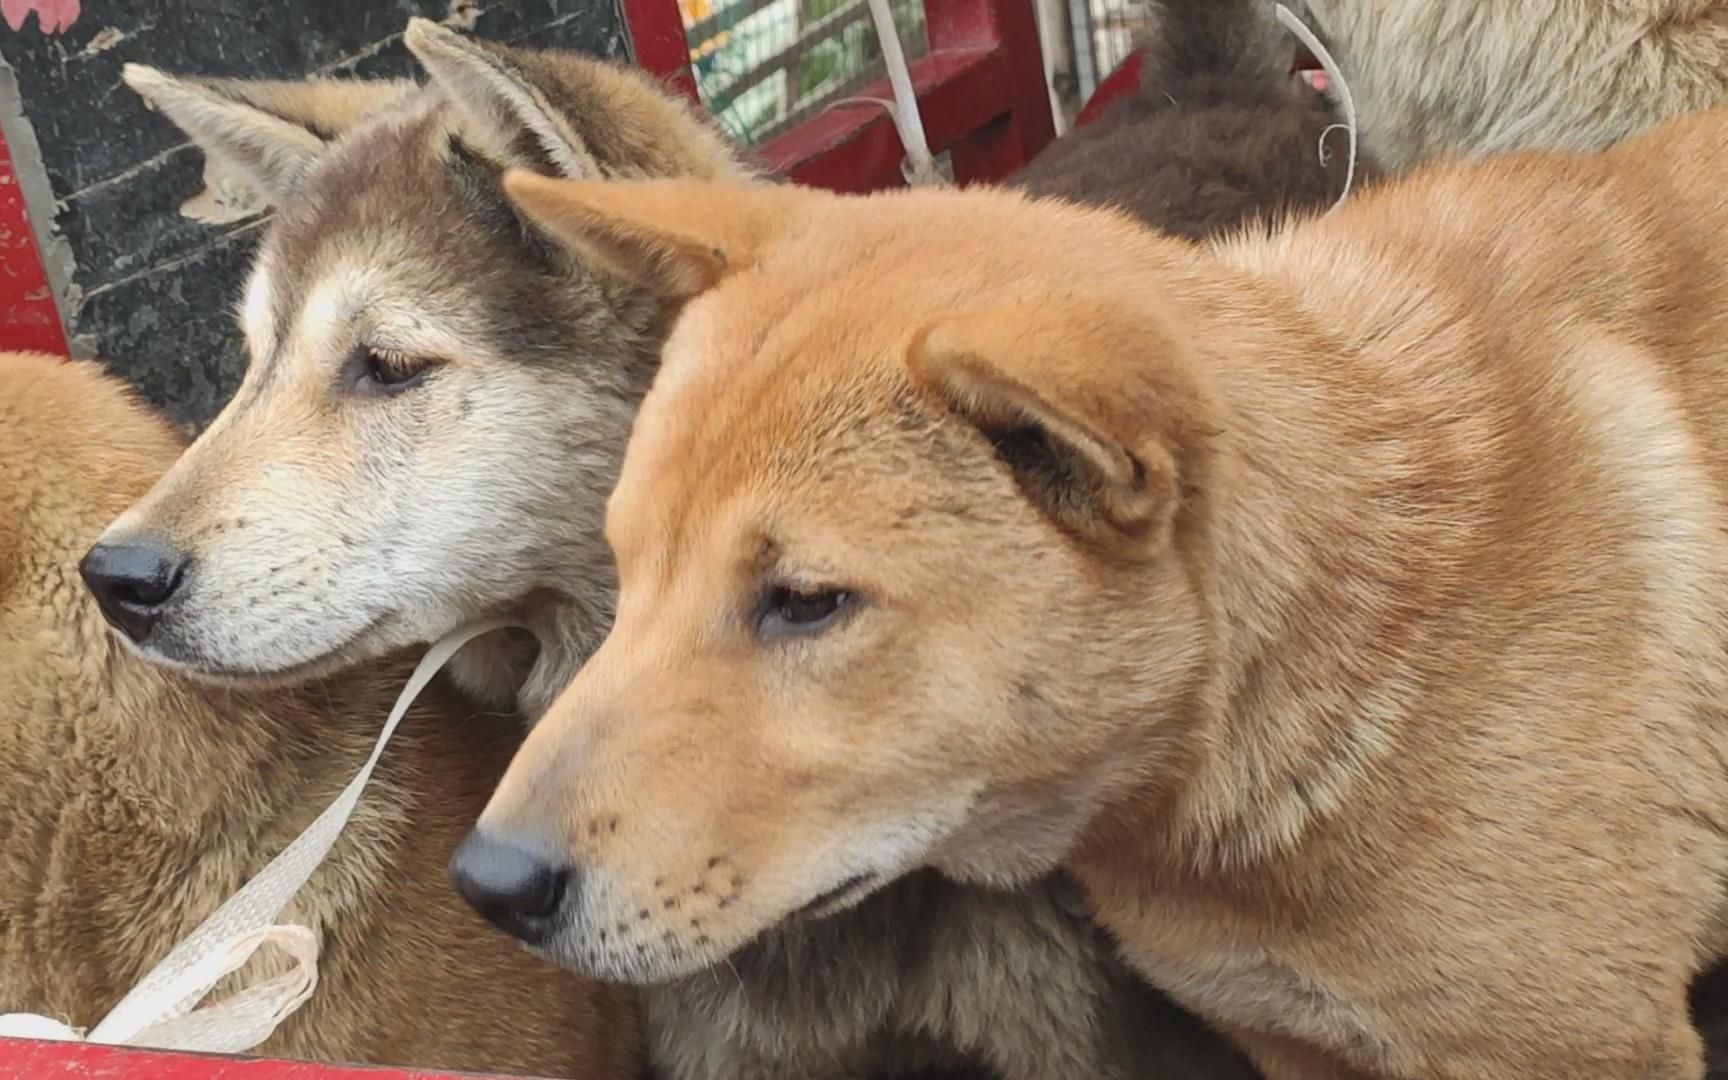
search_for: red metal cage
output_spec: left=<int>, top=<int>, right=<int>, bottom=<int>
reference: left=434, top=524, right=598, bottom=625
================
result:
left=624, top=0, right=1054, bottom=192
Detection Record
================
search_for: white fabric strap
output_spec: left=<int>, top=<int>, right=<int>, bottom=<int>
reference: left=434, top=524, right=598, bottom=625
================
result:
left=1275, top=3, right=1358, bottom=213
left=864, top=0, right=945, bottom=187
left=0, top=618, right=514, bottom=1053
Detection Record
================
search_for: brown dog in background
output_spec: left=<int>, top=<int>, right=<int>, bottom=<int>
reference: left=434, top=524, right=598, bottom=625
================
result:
left=0, top=353, right=640, bottom=1075
left=1012, top=0, right=1367, bottom=234
left=470, top=97, right=1728, bottom=1080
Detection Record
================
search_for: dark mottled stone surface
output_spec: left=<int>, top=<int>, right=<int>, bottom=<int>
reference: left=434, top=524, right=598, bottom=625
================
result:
left=0, top=0, right=627, bottom=429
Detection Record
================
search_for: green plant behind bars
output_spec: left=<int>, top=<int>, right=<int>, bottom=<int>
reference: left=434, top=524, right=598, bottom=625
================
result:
left=689, top=0, right=928, bottom=145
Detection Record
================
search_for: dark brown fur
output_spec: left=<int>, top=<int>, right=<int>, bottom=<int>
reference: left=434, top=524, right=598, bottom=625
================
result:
left=1010, top=0, right=1372, bottom=237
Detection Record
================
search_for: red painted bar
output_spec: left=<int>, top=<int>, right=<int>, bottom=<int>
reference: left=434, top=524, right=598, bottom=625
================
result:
left=762, top=45, right=1000, bottom=192
left=1076, top=46, right=1145, bottom=127
left=760, top=0, right=1054, bottom=190
left=0, top=1039, right=539, bottom=1080
left=0, top=121, right=68, bottom=357
left=619, top=0, right=702, bottom=104
left=927, top=0, right=1054, bottom=184
left=630, top=0, right=1054, bottom=192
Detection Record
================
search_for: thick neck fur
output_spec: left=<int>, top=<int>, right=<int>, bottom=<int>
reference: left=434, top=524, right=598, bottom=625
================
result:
left=1304, top=0, right=1728, bottom=171
left=1181, top=284, right=1454, bottom=871
left=1067, top=231, right=1493, bottom=886
left=1067, top=117, right=1728, bottom=895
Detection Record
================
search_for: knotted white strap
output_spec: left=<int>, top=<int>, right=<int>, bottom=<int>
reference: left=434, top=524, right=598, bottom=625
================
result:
left=1275, top=3, right=1358, bottom=214
left=0, top=618, right=514, bottom=1054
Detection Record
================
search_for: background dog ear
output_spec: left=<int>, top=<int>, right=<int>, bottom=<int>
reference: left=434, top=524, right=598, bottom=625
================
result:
left=405, top=17, right=600, bottom=179
left=121, top=65, right=415, bottom=210
left=910, top=305, right=1196, bottom=553
left=503, top=172, right=794, bottom=301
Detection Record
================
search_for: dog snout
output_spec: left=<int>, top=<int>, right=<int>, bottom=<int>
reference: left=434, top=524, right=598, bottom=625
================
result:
left=448, top=829, right=573, bottom=946
left=79, top=538, right=190, bottom=643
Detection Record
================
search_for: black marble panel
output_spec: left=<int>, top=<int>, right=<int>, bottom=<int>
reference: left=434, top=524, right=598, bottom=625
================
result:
left=1, top=0, right=627, bottom=428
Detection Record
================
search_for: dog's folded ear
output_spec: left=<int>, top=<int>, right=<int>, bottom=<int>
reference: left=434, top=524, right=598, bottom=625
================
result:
left=502, top=172, right=797, bottom=301
left=910, top=302, right=1204, bottom=554
left=122, top=64, right=416, bottom=209
left=405, top=17, right=600, bottom=179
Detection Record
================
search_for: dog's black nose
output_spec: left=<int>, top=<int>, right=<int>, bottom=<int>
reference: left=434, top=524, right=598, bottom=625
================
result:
left=448, top=830, right=570, bottom=945
left=79, top=539, right=189, bottom=644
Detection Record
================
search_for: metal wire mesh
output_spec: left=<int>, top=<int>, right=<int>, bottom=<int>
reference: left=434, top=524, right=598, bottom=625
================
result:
left=679, top=0, right=930, bottom=146
left=1086, top=0, right=1146, bottom=81
left=1061, top=0, right=1149, bottom=103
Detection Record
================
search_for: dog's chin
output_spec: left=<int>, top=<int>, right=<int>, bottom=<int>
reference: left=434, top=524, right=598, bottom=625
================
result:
left=538, top=872, right=892, bottom=986
left=925, top=826, right=1075, bottom=889
left=114, top=611, right=394, bottom=689
left=787, top=871, right=885, bottom=923
left=539, top=927, right=738, bottom=987
left=445, top=627, right=542, bottom=711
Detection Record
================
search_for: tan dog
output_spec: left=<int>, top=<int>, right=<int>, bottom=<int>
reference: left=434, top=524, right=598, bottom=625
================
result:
left=1301, top=0, right=1728, bottom=170
left=469, top=101, right=1728, bottom=1080
left=0, top=353, right=639, bottom=1075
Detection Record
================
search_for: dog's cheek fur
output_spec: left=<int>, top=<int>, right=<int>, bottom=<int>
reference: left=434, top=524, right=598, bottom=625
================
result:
left=535, top=405, right=1163, bottom=938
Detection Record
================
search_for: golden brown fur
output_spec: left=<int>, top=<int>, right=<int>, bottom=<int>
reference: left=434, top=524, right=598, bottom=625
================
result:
left=479, top=101, right=1728, bottom=1079
left=0, top=353, right=639, bottom=1075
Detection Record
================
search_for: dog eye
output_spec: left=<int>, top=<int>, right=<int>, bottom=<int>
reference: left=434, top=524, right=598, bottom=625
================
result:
left=356, top=347, right=436, bottom=393
left=757, top=585, right=855, bottom=639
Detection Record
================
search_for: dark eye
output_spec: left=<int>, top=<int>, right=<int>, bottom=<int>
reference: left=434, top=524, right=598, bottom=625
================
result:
left=355, top=347, right=436, bottom=393
left=757, top=585, right=856, bottom=639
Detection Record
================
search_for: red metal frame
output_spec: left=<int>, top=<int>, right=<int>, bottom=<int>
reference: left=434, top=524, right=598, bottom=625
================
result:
left=622, top=0, right=1056, bottom=192
left=0, top=1039, right=529, bottom=1080
left=619, top=0, right=703, bottom=104
left=1075, top=46, right=1144, bottom=128
left=0, top=121, right=69, bottom=357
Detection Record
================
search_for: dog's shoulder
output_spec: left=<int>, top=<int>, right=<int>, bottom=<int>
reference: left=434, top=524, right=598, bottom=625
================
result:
left=0, top=353, right=184, bottom=615
left=0, top=353, right=185, bottom=526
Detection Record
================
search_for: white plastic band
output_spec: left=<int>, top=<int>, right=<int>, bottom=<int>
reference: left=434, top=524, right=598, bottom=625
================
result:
left=0, top=618, right=515, bottom=1054
left=865, top=0, right=945, bottom=187
left=1275, top=2, right=1358, bottom=213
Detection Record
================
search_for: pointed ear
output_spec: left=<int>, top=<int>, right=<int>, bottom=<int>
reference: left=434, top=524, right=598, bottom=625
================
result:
left=405, top=17, right=599, bottom=179
left=910, top=302, right=1206, bottom=551
left=502, top=171, right=797, bottom=301
left=122, top=64, right=417, bottom=210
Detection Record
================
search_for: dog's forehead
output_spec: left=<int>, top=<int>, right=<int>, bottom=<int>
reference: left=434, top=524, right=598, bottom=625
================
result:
left=265, top=109, right=464, bottom=283
left=613, top=315, right=956, bottom=574
left=612, top=195, right=1103, bottom=560
left=240, top=107, right=607, bottom=376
